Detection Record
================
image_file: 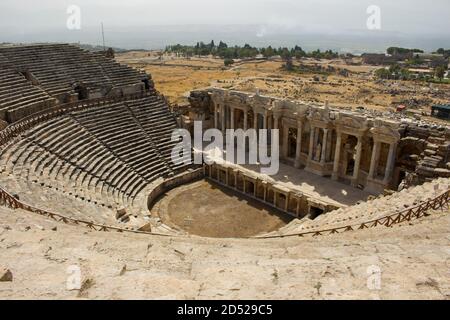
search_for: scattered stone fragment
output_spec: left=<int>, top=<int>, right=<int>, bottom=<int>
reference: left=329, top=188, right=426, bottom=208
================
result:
left=0, top=268, right=13, bottom=282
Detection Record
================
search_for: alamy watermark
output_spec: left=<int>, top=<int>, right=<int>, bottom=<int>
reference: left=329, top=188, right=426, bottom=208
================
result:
left=67, top=5, right=81, bottom=30
left=366, top=265, right=382, bottom=290
left=367, top=5, right=381, bottom=30
left=66, top=265, right=81, bottom=290
left=171, top=121, right=280, bottom=175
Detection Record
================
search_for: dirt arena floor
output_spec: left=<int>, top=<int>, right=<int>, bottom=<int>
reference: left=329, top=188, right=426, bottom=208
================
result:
left=154, top=180, right=292, bottom=238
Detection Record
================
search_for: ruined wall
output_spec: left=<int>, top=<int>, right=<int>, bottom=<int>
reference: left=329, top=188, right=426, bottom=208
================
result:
left=398, top=123, right=450, bottom=184
left=188, top=90, right=213, bottom=110
left=187, top=88, right=450, bottom=190
left=147, top=168, right=205, bottom=211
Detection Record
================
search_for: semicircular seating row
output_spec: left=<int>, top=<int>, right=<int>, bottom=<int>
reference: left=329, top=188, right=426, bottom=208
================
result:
left=0, top=44, right=151, bottom=123
left=0, top=65, right=56, bottom=122
left=0, top=95, right=192, bottom=211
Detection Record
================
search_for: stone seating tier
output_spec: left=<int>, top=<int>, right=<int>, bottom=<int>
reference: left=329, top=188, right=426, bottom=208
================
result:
left=0, top=95, right=192, bottom=216
left=0, top=44, right=153, bottom=122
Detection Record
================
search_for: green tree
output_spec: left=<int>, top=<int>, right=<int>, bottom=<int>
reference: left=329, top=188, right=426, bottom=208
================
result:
left=434, top=65, right=447, bottom=81
left=282, top=56, right=294, bottom=71
left=224, top=58, right=234, bottom=67
left=389, top=63, right=401, bottom=73
left=375, top=68, right=391, bottom=79
left=262, top=46, right=275, bottom=58
left=399, top=68, right=411, bottom=80
left=218, top=41, right=228, bottom=50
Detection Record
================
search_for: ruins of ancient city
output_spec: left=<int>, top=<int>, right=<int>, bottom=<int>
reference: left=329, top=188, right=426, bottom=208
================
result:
left=0, top=1, right=449, bottom=302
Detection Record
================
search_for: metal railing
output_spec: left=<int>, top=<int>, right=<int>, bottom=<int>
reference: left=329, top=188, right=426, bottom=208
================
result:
left=254, top=189, right=450, bottom=239
left=0, top=184, right=448, bottom=239
left=0, top=90, right=157, bottom=148
left=0, top=185, right=171, bottom=237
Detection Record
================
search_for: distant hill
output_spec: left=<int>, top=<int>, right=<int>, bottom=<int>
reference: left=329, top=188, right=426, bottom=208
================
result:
left=75, top=43, right=135, bottom=53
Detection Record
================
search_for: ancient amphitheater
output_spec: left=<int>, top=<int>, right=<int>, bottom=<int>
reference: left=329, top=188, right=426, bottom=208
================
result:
left=0, top=44, right=449, bottom=299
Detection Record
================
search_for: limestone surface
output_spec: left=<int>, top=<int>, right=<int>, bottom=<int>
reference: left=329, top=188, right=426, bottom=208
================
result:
left=0, top=206, right=448, bottom=299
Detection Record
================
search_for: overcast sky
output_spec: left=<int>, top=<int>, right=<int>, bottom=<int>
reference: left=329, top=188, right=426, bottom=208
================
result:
left=1, top=0, right=449, bottom=34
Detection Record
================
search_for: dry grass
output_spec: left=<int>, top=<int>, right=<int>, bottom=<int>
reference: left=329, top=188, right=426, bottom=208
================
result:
left=117, top=51, right=450, bottom=116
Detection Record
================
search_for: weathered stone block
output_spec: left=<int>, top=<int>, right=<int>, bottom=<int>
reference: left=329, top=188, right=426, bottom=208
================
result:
left=0, top=268, right=13, bottom=282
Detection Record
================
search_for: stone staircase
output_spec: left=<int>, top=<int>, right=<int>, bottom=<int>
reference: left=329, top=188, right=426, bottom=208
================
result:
left=0, top=95, right=192, bottom=225
left=416, top=135, right=450, bottom=182
left=0, top=43, right=153, bottom=122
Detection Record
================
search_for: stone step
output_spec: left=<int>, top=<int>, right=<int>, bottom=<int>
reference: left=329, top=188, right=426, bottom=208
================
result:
left=424, top=149, right=437, bottom=156
left=427, top=136, right=445, bottom=144
left=426, top=143, right=439, bottom=151
left=434, top=168, right=450, bottom=178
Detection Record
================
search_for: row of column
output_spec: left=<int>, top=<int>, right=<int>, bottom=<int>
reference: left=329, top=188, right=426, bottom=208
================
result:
left=367, top=140, right=397, bottom=184
left=331, top=134, right=397, bottom=185
left=330, top=133, right=363, bottom=186
left=307, top=126, right=330, bottom=164
left=205, top=163, right=303, bottom=217
left=214, top=103, right=270, bottom=132
left=213, top=103, right=398, bottom=188
left=282, top=122, right=330, bottom=168
left=281, top=122, right=397, bottom=186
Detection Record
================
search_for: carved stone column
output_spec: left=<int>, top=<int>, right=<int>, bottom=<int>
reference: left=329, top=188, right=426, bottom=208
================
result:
left=320, top=128, right=328, bottom=164
left=326, top=129, right=333, bottom=160
left=221, top=105, right=226, bottom=132
left=368, top=141, right=381, bottom=179
left=214, top=103, right=218, bottom=129
left=230, top=107, right=235, bottom=130
left=273, top=114, right=279, bottom=130
left=282, top=124, right=289, bottom=159
left=263, top=111, right=268, bottom=130
left=273, top=191, right=277, bottom=207
left=263, top=182, right=267, bottom=202
left=331, top=132, right=342, bottom=180
left=285, top=193, right=290, bottom=211
left=313, top=127, right=320, bottom=161
left=384, top=142, right=397, bottom=184
left=294, top=120, right=303, bottom=168
left=308, top=126, right=315, bottom=160
left=243, top=108, right=248, bottom=131
left=351, top=136, right=363, bottom=187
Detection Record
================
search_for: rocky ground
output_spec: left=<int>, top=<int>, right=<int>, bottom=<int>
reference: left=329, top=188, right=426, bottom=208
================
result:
left=1, top=204, right=449, bottom=300
left=117, top=52, right=450, bottom=124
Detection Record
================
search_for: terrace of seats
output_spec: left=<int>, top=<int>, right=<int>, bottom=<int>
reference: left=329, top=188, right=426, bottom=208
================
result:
left=0, top=66, right=56, bottom=122
left=0, top=44, right=152, bottom=122
left=0, top=95, right=192, bottom=222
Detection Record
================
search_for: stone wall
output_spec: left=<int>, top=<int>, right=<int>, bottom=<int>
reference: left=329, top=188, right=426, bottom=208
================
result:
left=187, top=88, right=450, bottom=193
left=0, top=43, right=154, bottom=123
left=205, top=163, right=341, bottom=219
left=147, top=168, right=205, bottom=211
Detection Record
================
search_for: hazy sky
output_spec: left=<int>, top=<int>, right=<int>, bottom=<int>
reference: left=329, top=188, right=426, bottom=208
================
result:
left=1, top=0, right=449, bottom=52
left=1, top=0, right=449, bottom=34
